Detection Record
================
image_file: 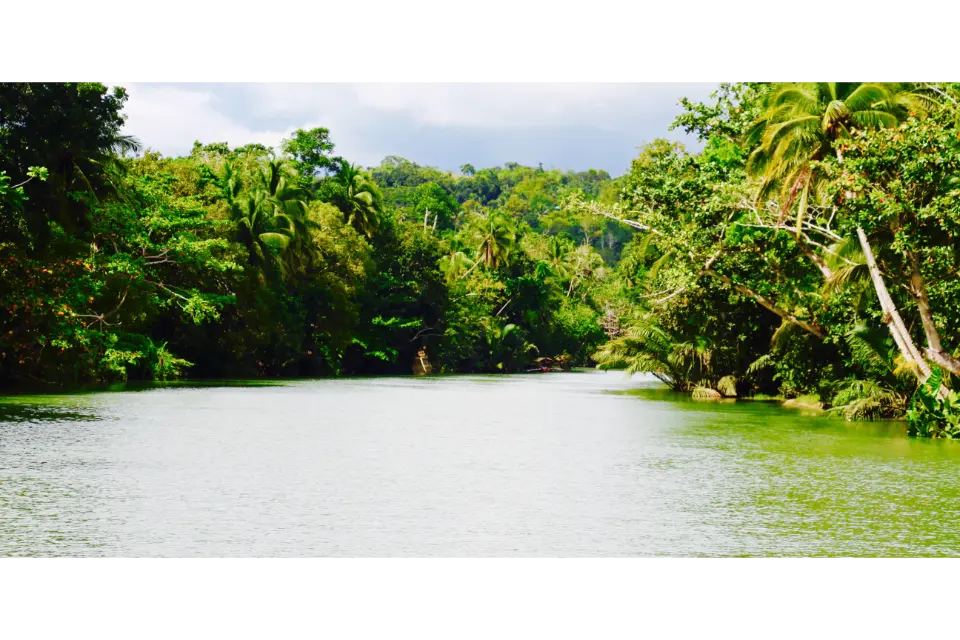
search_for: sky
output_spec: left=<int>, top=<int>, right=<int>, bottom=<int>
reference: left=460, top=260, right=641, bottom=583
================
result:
left=118, top=83, right=717, bottom=177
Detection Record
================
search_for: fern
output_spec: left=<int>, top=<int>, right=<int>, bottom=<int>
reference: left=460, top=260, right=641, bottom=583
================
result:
left=828, top=379, right=905, bottom=421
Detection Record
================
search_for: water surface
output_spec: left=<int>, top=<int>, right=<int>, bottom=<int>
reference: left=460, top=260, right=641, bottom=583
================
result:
left=2, top=372, right=958, bottom=556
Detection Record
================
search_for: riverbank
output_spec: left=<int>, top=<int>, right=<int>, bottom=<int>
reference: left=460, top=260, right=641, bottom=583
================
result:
left=727, top=393, right=826, bottom=414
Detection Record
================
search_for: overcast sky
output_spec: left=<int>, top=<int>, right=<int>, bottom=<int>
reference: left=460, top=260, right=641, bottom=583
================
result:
left=118, top=83, right=717, bottom=176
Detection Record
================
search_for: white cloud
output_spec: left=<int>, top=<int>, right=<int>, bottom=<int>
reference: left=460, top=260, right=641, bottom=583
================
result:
left=121, top=84, right=293, bottom=156
left=243, top=83, right=705, bottom=130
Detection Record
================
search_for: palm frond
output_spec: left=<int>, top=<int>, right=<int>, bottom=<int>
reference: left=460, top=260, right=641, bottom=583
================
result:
left=258, top=231, right=293, bottom=250
left=822, top=100, right=852, bottom=132
left=747, top=353, right=774, bottom=376
left=842, top=83, right=893, bottom=111
left=111, top=134, right=142, bottom=156
left=849, top=110, right=898, bottom=130
left=823, top=263, right=869, bottom=295
left=845, top=322, right=893, bottom=371
left=828, top=378, right=906, bottom=420
left=771, top=318, right=799, bottom=348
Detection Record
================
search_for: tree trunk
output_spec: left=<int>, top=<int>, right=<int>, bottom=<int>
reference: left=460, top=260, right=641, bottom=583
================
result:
left=857, top=227, right=930, bottom=381
left=795, top=238, right=833, bottom=280
left=704, top=268, right=826, bottom=339
left=907, top=250, right=960, bottom=376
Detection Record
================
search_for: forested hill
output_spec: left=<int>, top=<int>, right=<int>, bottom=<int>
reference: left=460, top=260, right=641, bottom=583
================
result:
left=0, top=83, right=630, bottom=387
left=368, top=155, right=629, bottom=262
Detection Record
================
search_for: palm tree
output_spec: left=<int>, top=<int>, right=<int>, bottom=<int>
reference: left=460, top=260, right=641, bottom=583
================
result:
left=472, top=211, right=516, bottom=270
left=213, top=161, right=303, bottom=279
left=217, top=161, right=244, bottom=205
left=438, top=250, right=475, bottom=283
left=545, top=235, right=575, bottom=281
left=331, top=159, right=382, bottom=238
left=745, top=82, right=937, bottom=383
left=230, top=190, right=295, bottom=277
left=826, top=323, right=913, bottom=420
left=592, top=314, right=715, bottom=392
left=746, top=83, right=931, bottom=228
left=259, top=160, right=319, bottom=272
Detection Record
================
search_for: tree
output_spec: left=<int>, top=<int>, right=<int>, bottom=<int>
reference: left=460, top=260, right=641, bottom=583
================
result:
left=471, top=210, right=516, bottom=270
left=544, top=235, right=575, bottom=282
left=438, top=250, right=475, bottom=283
left=412, top=181, right=459, bottom=230
left=331, top=159, right=383, bottom=238
left=229, top=189, right=295, bottom=276
left=592, top=314, right=712, bottom=392
left=282, top=128, right=340, bottom=184
left=0, top=83, right=140, bottom=247
left=746, top=83, right=931, bottom=230
left=258, top=160, right=318, bottom=273
left=830, top=105, right=960, bottom=378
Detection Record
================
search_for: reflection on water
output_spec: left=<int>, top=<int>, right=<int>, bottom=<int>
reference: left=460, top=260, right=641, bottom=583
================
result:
left=2, top=371, right=959, bottom=557
left=0, top=397, right=99, bottom=428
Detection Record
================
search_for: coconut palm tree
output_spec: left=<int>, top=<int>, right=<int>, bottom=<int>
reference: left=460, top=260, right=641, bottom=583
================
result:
left=746, top=83, right=932, bottom=228
left=330, top=159, right=382, bottom=238
left=472, top=211, right=516, bottom=270
left=230, top=190, right=295, bottom=278
left=545, top=235, right=575, bottom=281
left=438, top=250, right=475, bottom=283
left=826, top=323, right=914, bottom=420
left=259, top=160, right=319, bottom=272
left=217, top=161, right=244, bottom=205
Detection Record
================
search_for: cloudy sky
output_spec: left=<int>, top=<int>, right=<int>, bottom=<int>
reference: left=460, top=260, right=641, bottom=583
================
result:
left=118, top=83, right=717, bottom=176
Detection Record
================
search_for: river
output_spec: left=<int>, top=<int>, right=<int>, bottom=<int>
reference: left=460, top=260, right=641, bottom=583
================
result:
left=2, top=371, right=959, bottom=556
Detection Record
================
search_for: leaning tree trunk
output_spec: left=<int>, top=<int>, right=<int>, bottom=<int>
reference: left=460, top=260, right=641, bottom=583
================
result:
left=907, top=250, right=960, bottom=377
left=856, top=227, right=930, bottom=382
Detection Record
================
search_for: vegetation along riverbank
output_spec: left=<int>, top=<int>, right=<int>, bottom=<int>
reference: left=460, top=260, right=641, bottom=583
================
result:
left=4, top=82, right=960, bottom=436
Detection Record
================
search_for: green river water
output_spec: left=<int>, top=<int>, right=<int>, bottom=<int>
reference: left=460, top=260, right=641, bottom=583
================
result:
left=1, top=371, right=958, bottom=556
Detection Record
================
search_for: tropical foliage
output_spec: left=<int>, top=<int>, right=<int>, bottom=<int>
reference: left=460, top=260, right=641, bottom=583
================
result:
left=1, top=83, right=613, bottom=386
left=571, top=81, right=960, bottom=436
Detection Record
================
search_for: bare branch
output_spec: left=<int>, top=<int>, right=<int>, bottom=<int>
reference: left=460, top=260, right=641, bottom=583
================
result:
left=10, top=176, right=36, bottom=190
left=575, top=200, right=665, bottom=236
left=408, top=326, right=437, bottom=343
left=653, top=287, right=688, bottom=304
